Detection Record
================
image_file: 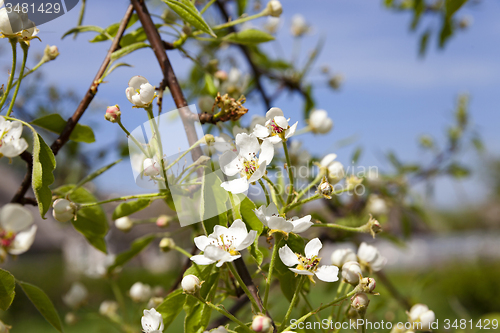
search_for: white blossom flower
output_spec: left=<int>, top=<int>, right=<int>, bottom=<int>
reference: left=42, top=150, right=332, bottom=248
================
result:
left=114, top=216, right=133, bottom=232
left=0, top=8, right=39, bottom=42
left=330, top=248, right=357, bottom=267
left=251, top=315, right=272, bottom=332
left=279, top=238, right=339, bottom=283
left=126, top=76, right=155, bottom=108
left=0, top=203, right=37, bottom=256
left=219, top=133, right=274, bottom=194
left=253, top=108, right=297, bottom=144
left=266, top=1, right=282, bottom=17
left=99, top=300, right=119, bottom=318
left=319, top=154, right=345, bottom=184
left=290, top=14, right=309, bottom=37
left=62, top=282, right=88, bottom=309
left=308, top=109, right=333, bottom=134
left=357, top=242, right=387, bottom=272
left=181, top=275, right=201, bottom=294
left=0, top=116, right=28, bottom=158
left=141, top=308, right=164, bottom=333
left=130, top=282, right=152, bottom=303
left=408, top=304, right=435, bottom=330
left=366, top=194, right=388, bottom=216
left=52, top=199, right=76, bottom=222
left=254, top=202, right=312, bottom=235
left=341, top=261, right=362, bottom=284
left=191, top=220, right=258, bottom=267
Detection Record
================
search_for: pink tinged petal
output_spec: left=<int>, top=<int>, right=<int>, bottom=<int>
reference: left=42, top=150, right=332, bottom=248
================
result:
left=235, top=133, right=260, bottom=161
left=289, top=268, right=314, bottom=276
left=236, top=230, right=258, bottom=251
left=0, top=203, right=33, bottom=233
left=279, top=245, right=300, bottom=267
left=314, top=265, right=339, bottom=282
left=221, top=177, right=249, bottom=194
left=248, top=162, right=266, bottom=183
left=320, top=153, right=337, bottom=167
left=190, top=254, right=216, bottom=266
left=219, top=151, right=240, bottom=176
left=285, top=122, right=298, bottom=139
left=9, top=225, right=37, bottom=255
left=126, top=87, right=135, bottom=104
left=258, top=139, right=274, bottom=165
left=267, top=216, right=293, bottom=233
left=305, top=238, right=322, bottom=258
left=266, top=107, right=284, bottom=120
left=274, top=116, right=289, bottom=129
left=253, top=124, right=271, bottom=138
left=128, top=75, right=149, bottom=90
left=194, top=235, right=211, bottom=251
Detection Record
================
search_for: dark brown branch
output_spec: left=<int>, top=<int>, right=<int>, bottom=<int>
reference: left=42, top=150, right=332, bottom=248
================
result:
left=131, top=0, right=203, bottom=166
left=11, top=4, right=135, bottom=205
left=215, top=0, right=271, bottom=110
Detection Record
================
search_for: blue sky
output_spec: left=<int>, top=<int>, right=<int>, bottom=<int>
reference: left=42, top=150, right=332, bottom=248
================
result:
left=3, top=0, right=499, bottom=208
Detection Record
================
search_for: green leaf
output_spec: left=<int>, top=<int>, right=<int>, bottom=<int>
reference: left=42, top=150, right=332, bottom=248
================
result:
left=419, top=29, right=431, bottom=57
left=156, top=289, right=186, bottom=330
left=54, top=185, right=109, bottom=253
left=107, top=235, right=155, bottom=273
left=120, top=27, right=149, bottom=47
left=90, top=14, right=139, bottom=42
left=445, top=0, right=468, bottom=18
left=183, top=263, right=214, bottom=281
left=31, top=114, right=95, bottom=143
left=32, top=133, right=56, bottom=218
left=104, top=62, right=132, bottom=78
left=303, top=84, right=315, bottom=119
left=17, top=281, right=63, bottom=332
left=239, top=198, right=263, bottom=234
left=249, top=236, right=264, bottom=266
left=0, top=269, right=15, bottom=311
left=236, top=0, right=247, bottom=16
left=204, top=73, right=217, bottom=96
left=72, top=159, right=122, bottom=193
left=112, top=199, right=151, bottom=220
left=223, top=29, right=274, bottom=45
left=351, top=147, right=363, bottom=164
left=110, top=42, right=150, bottom=62
left=200, top=170, right=229, bottom=235
left=164, top=0, right=216, bottom=37
left=62, top=25, right=106, bottom=39
left=447, top=163, right=470, bottom=179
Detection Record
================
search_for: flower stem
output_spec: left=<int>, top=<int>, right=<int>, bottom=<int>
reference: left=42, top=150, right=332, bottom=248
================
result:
left=294, top=171, right=324, bottom=203
left=5, top=42, right=28, bottom=117
left=188, top=294, right=253, bottom=333
left=311, top=223, right=369, bottom=234
left=0, top=38, right=17, bottom=112
left=228, top=262, right=260, bottom=313
left=193, top=11, right=267, bottom=36
left=282, top=140, right=295, bottom=204
left=258, top=179, right=270, bottom=206
left=280, top=288, right=357, bottom=333
left=284, top=187, right=352, bottom=213
left=78, top=193, right=168, bottom=208
left=263, top=232, right=281, bottom=310
left=200, top=0, right=216, bottom=14
left=301, top=290, right=328, bottom=333
left=280, top=275, right=306, bottom=332
left=262, top=175, right=286, bottom=208
left=228, top=192, right=242, bottom=220
left=174, top=246, right=192, bottom=258
left=117, top=119, right=151, bottom=158
left=146, top=107, right=168, bottom=188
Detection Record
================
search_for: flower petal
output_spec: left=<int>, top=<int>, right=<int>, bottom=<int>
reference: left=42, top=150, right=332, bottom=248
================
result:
left=253, top=205, right=269, bottom=226
left=279, top=245, right=299, bottom=267
left=216, top=254, right=241, bottom=267
left=190, top=254, right=216, bottom=266
left=305, top=238, right=322, bottom=258
left=264, top=202, right=279, bottom=216
left=0, top=203, right=33, bottom=233
left=128, top=75, right=149, bottom=90
left=139, top=83, right=155, bottom=104
left=285, top=121, right=298, bottom=139
left=266, top=107, right=284, bottom=120
left=248, top=162, right=266, bottom=183
left=220, top=151, right=240, bottom=176
left=235, top=133, right=260, bottom=161
left=221, top=177, right=249, bottom=194
left=194, top=235, right=211, bottom=251
left=258, top=138, right=274, bottom=166
left=268, top=216, right=293, bottom=233
left=314, top=265, right=339, bottom=282
left=320, top=153, right=337, bottom=167
left=253, top=124, right=270, bottom=138
left=203, top=245, right=229, bottom=261
left=236, top=230, right=258, bottom=251
left=289, top=268, right=314, bottom=276
left=9, top=225, right=37, bottom=255
left=274, top=116, right=288, bottom=129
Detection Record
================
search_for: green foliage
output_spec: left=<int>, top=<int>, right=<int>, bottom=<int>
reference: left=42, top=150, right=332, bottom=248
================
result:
left=107, top=235, right=156, bottom=274
left=157, top=289, right=186, bottom=329
left=164, top=0, right=216, bottom=37
left=112, top=199, right=152, bottom=220
left=89, top=14, right=140, bottom=43
left=0, top=269, right=16, bottom=311
left=54, top=185, right=109, bottom=253
left=62, top=25, right=108, bottom=39
left=201, top=170, right=229, bottom=235
left=223, top=29, right=275, bottom=45
left=31, top=114, right=95, bottom=143
left=32, top=133, right=56, bottom=218
left=17, top=281, right=64, bottom=332
left=110, top=42, right=151, bottom=62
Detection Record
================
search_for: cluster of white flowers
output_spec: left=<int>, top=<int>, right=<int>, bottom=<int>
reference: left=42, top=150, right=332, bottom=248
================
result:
left=254, top=202, right=312, bottom=235
left=0, top=204, right=37, bottom=260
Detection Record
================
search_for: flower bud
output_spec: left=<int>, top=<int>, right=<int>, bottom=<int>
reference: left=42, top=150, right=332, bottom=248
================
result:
left=99, top=300, right=119, bottom=318
left=65, top=312, right=77, bottom=325
left=266, top=0, right=282, bottom=17
left=204, top=134, right=215, bottom=145
left=114, top=216, right=133, bottom=232
left=62, top=282, right=88, bottom=309
left=290, top=14, right=309, bottom=37
left=43, top=45, right=59, bottom=62
left=182, top=275, right=201, bottom=294
left=358, top=277, right=376, bottom=293
left=159, top=237, right=176, bottom=252
left=199, top=95, right=215, bottom=113
left=156, top=215, right=171, bottom=228
left=317, top=176, right=334, bottom=199
left=367, top=194, right=388, bottom=216
left=346, top=175, right=363, bottom=190
left=214, top=70, right=228, bottom=81
left=52, top=199, right=76, bottom=222
left=143, top=158, right=161, bottom=177
left=331, top=248, right=357, bottom=267
left=129, top=282, right=152, bottom=302
left=408, top=304, right=435, bottom=330
left=147, top=297, right=164, bottom=309
left=309, top=109, right=333, bottom=134
left=251, top=315, right=272, bottom=332
left=367, top=215, right=382, bottom=238
left=341, top=261, right=362, bottom=285
left=328, top=74, right=344, bottom=90
left=351, top=293, right=370, bottom=311
left=105, top=105, right=121, bottom=123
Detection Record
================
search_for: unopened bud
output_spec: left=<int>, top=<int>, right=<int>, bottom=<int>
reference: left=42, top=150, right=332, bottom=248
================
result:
left=358, top=277, right=376, bottom=294
left=99, top=300, right=119, bottom=318
left=181, top=275, right=201, bottom=294
left=317, top=176, right=334, bottom=198
left=214, top=70, right=228, bottom=81
left=251, top=315, right=272, bottom=332
left=204, top=134, right=215, bottom=144
left=367, top=215, right=382, bottom=238
left=342, top=261, right=363, bottom=285
left=105, top=105, right=121, bottom=123
left=52, top=199, right=77, bottom=222
left=351, top=293, right=370, bottom=311
left=129, top=282, right=152, bottom=302
left=328, top=74, right=344, bottom=90
left=147, top=297, right=164, bottom=309
left=331, top=248, right=357, bottom=267
left=265, top=0, right=282, bottom=17
left=115, top=216, right=133, bottom=232
left=159, top=238, right=176, bottom=252
left=43, top=45, right=59, bottom=62
left=65, top=312, right=77, bottom=325
left=156, top=215, right=171, bottom=228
